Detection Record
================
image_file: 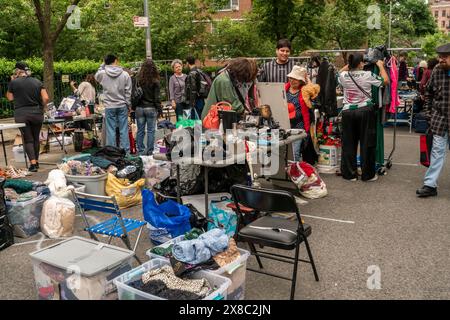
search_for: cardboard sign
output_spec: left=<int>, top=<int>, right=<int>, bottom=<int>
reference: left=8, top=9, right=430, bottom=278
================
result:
left=61, top=75, right=70, bottom=83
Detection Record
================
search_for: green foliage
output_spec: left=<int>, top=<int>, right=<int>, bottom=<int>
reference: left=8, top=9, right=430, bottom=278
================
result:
left=206, top=18, right=273, bottom=60
left=421, top=32, right=450, bottom=57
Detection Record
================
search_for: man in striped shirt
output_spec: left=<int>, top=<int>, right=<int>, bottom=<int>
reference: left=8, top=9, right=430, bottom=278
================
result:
left=258, top=39, right=297, bottom=83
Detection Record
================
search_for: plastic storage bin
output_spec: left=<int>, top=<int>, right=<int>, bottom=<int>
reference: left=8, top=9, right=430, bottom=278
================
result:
left=12, top=145, right=27, bottom=163
left=114, top=258, right=231, bottom=300
left=65, top=173, right=107, bottom=196
left=146, top=236, right=249, bottom=300
left=6, top=194, right=49, bottom=238
left=30, top=236, right=134, bottom=300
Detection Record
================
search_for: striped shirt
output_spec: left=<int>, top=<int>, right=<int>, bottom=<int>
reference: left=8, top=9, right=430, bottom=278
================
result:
left=426, top=66, right=450, bottom=137
left=257, top=59, right=296, bottom=83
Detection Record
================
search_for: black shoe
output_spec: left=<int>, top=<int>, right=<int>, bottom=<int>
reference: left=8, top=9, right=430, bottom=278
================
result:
left=35, top=162, right=39, bottom=169
left=28, top=164, right=38, bottom=172
left=416, top=186, right=437, bottom=197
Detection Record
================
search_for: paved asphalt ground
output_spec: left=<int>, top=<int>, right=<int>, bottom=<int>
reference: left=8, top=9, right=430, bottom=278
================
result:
left=1, top=126, right=449, bottom=300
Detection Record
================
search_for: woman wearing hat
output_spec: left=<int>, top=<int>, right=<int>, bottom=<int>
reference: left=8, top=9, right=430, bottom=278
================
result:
left=338, top=53, right=389, bottom=182
left=285, top=65, right=311, bottom=161
left=6, top=62, right=48, bottom=172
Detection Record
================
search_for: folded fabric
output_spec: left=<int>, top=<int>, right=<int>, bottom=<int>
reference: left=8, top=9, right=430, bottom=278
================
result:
left=198, top=228, right=229, bottom=256
left=4, top=179, right=34, bottom=193
left=172, top=239, right=211, bottom=265
left=213, top=238, right=241, bottom=268
left=150, top=245, right=174, bottom=258
left=184, top=228, right=204, bottom=240
left=90, top=156, right=114, bottom=169
left=129, top=279, right=203, bottom=300
left=141, top=265, right=210, bottom=298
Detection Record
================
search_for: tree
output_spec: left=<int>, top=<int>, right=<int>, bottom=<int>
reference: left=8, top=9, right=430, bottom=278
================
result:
left=421, top=32, right=450, bottom=57
left=32, top=0, right=84, bottom=100
left=206, top=18, right=273, bottom=60
left=248, top=0, right=326, bottom=53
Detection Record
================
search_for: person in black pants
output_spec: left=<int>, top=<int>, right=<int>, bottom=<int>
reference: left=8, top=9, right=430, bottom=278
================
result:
left=338, top=54, right=389, bottom=181
left=6, top=62, right=49, bottom=172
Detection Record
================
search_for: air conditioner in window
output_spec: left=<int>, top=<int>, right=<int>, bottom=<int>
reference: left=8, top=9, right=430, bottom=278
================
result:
left=231, top=5, right=239, bottom=11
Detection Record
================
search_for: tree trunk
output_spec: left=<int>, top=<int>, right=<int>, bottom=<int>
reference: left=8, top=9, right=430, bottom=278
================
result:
left=43, top=44, right=54, bottom=102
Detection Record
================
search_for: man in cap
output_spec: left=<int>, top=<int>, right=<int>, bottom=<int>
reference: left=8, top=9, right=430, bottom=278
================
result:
left=6, top=62, right=48, bottom=172
left=416, top=43, right=450, bottom=197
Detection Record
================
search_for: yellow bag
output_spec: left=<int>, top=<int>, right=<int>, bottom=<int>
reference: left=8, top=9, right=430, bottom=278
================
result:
left=105, top=173, right=145, bottom=209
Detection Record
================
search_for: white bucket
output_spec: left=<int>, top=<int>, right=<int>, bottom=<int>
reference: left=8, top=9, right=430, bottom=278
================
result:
left=65, top=173, right=108, bottom=196
left=318, top=145, right=338, bottom=167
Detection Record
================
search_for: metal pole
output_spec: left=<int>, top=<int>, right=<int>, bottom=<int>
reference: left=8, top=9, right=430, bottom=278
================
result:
left=388, top=0, right=392, bottom=50
left=144, top=0, right=152, bottom=59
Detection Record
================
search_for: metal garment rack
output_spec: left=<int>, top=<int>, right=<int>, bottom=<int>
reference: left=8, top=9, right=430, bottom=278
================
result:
left=305, top=47, right=422, bottom=173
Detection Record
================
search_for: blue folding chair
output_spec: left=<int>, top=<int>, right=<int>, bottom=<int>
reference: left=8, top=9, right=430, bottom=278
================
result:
left=72, top=190, right=146, bottom=264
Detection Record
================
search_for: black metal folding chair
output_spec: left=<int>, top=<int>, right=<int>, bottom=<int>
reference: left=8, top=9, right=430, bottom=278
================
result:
left=231, top=184, right=319, bottom=300
left=72, top=190, right=146, bottom=264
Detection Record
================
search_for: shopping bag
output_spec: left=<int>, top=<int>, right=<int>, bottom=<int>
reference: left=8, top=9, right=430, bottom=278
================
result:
left=207, top=197, right=237, bottom=238
left=420, top=131, right=433, bottom=167
left=142, top=189, right=191, bottom=239
left=202, top=102, right=232, bottom=130
left=105, top=173, right=145, bottom=209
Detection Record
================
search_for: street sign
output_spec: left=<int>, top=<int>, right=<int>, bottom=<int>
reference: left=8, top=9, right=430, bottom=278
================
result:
left=61, top=75, right=70, bottom=83
left=133, top=16, right=149, bottom=28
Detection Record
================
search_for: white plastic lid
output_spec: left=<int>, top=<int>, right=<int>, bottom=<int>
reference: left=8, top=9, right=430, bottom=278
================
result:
left=30, top=236, right=134, bottom=277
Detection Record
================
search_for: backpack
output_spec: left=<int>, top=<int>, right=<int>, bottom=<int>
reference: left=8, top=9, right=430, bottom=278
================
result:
left=131, top=77, right=143, bottom=110
left=196, top=70, right=212, bottom=99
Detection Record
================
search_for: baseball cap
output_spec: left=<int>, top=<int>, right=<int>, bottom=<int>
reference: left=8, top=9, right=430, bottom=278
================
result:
left=15, top=61, right=30, bottom=71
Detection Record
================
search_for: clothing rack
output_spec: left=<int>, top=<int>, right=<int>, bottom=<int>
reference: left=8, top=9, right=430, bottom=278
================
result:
left=308, top=47, right=423, bottom=175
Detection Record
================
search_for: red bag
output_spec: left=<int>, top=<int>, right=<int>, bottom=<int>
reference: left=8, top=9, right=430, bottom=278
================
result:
left=420, top=132, right=433, bottom=167
left=202, top=102, right=232, bottom=130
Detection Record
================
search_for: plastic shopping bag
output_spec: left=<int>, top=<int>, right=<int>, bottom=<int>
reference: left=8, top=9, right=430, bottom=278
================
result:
left=41, top=196, right=76, bottom=238
left=142, top=189, right=191, bottom=239
left=207, top=197, right=237, bottom=238
left=105, top=173, right=145, bottom=209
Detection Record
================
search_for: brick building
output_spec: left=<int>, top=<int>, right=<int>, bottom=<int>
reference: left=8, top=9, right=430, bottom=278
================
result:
left=429, top=0, right=450, bottom=34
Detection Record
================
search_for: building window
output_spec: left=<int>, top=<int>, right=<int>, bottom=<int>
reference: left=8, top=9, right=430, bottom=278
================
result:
left=443, top=10, right=446, bottom=17
left=442, top=21, right=446, bottom=28
left=435, top=11, right=439, bottom=18
left=218, top=0, right=239, bottom=11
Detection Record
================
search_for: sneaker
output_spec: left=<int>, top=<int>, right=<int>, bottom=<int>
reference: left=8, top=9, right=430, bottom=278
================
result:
left=349, top=178, right=357, bottom=181
left=28, top=164, right=38, bottom=172
left=416, top=186, right=437, bottom=198
left=35, top=162, right=39, bottom=169
left=367, top=175, right=378, bottom=182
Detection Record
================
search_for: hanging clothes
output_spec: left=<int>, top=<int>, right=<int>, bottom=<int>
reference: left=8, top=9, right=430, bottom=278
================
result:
left=389, top=56, right=400, bottom=113
left=316, top=60, right=338, bottom=117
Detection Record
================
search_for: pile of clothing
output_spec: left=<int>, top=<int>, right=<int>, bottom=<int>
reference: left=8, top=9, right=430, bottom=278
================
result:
left=0, top=166, right=31, bottom=179
left=129, top=265, right=212, bottom=300
left=60, top=146, right=144, bottom=183
left=58, top=160, right=105, bottom=176
left=150, top=228, right=241, bottom=273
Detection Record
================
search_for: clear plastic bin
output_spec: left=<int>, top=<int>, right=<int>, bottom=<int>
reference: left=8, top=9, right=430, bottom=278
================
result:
left=146, top=236, right=249, bottom=300
left=113, top=258, right=231, bottom=300
left=30, top=236, right=134, bottom=300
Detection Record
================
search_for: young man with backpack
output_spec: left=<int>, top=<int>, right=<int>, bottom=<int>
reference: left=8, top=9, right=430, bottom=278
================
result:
left=184, top=56, right=211, bottom=120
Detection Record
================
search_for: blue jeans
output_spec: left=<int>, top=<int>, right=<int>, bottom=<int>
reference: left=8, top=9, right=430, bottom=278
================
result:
left=190, top=99, right=204, bottom=120
left=424, top=133, right=449, bottom=188
left=136, top=107, right=157, bottom=156
left=292, top=139, right=303, bottom=162
left=105, top=107, right=129, bottom=153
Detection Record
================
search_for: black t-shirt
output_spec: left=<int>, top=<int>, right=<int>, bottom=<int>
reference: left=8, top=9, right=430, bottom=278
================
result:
left=8, top=77, right=44, bottom=115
